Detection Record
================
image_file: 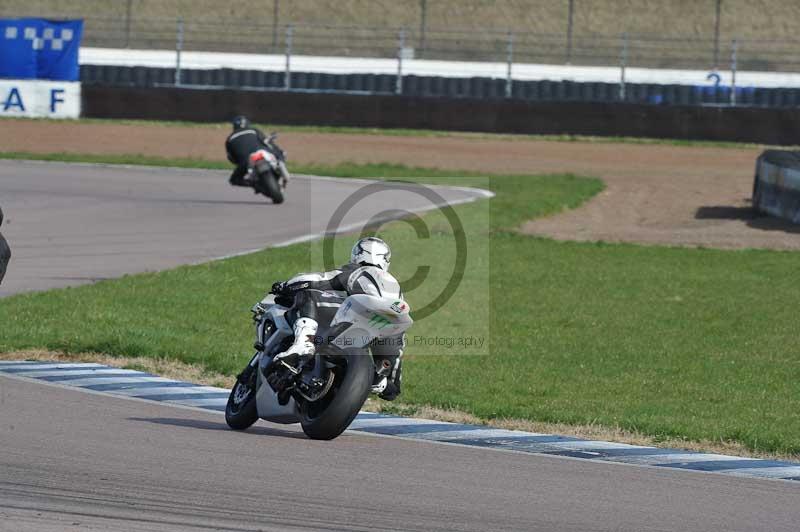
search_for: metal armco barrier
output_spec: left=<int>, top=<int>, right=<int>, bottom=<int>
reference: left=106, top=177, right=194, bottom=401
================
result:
left=82, top=85, right=800, bottom=145
left=753, top=150, right=800, bottom=223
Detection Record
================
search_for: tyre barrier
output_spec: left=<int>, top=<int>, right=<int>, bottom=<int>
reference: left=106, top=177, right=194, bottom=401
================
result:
left=82, top=85, right=800, bottom=145
left=753, top=150, right=800, bottom=223
left=79, top=64, right=800, bottom=108
left=0, top=205, right=10, bottom=285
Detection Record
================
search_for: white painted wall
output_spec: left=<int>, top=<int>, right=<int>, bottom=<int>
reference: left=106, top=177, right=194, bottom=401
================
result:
left=80, top=47, right=800, bottom=89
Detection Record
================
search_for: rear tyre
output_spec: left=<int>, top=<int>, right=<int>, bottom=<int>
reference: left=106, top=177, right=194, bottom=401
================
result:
left=299, top=352, right=372, bottom=440
left=225, top=370, right=259, bottom=430
left=262, top=172, right=284, bottom=204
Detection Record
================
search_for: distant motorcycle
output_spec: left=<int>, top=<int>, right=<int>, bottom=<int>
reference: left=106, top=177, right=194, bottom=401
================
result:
left=0, top=205, right=9, bottom=285
left=246, top=133, right=289, bottom=204
left=225, top=292, right=413, bottom=440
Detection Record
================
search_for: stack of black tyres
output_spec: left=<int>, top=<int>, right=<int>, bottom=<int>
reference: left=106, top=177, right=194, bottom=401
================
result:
left=752, top=150, right=800, bottom=223
left=79, top=65, right=800, bottom=107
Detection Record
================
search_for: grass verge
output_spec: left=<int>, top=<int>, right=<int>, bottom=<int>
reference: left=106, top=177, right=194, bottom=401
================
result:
left=1, top=154, right=800, bottom=457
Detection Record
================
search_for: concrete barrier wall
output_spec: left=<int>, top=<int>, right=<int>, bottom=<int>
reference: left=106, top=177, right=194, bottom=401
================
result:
left=82, top=85, right=800, bottom=145
left=753, top=150, right=800, bottom=223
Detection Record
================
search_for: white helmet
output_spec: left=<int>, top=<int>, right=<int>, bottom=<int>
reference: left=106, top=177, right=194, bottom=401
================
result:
left=350, top=237, right=391, bottom=271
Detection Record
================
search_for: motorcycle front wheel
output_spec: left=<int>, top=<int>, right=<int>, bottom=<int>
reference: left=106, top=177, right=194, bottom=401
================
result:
left=299, top=351, right=372, bottom=440
left=225, top=367, right=259, bottom=430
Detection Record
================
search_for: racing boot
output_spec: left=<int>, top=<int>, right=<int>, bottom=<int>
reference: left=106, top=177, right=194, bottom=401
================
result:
left=273, top=317, right=318, bottom=369
left=229, top=168, right=250, bottom=188
left=278, top=161, right=290, bottom=189
left=371, top=355, right=402, bottom=401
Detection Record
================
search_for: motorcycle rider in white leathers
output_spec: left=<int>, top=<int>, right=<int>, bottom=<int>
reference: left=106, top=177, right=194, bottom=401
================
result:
left=268, top=237, right=405, bottom=400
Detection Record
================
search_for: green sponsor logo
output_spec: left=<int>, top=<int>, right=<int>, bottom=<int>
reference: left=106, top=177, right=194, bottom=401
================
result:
left=369, top=313, right=393, bottom=330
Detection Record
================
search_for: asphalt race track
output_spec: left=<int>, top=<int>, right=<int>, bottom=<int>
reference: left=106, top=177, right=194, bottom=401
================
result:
left=1, top=375, right=799, bottom=532
left=1, top=161, right=799, bottom=531
left=0, top=160, right=485, bottom=296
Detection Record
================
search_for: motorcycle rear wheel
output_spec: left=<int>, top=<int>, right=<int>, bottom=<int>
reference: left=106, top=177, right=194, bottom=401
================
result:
left=260, top=172, right=284, bottom=204
left=299, top=352, right=372, bottom=440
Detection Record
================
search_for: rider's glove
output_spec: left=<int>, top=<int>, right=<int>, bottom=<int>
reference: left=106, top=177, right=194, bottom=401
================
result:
left=251, top=301, right=270, bottom=324
left=270, top=281, right=286, bottom=295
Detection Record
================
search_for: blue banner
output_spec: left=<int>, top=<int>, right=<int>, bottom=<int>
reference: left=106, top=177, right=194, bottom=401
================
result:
left=0, top=19, right=83, bottom=81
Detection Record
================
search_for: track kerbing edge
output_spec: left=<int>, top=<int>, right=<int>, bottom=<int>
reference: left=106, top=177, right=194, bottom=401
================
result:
left=2, top=360, right=798, bottom=483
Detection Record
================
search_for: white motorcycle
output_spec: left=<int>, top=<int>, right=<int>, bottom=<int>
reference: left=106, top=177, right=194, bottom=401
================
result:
left=225, top=292, right=412, bottom=440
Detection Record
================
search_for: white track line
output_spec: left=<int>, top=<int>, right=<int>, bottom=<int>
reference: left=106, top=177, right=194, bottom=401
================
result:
left=9, top=369, right=145, bottom=378
left=57, top=376, right=181, bottom=387
left=403, top=428, right=546, bottom=440
left=208, top=175, right=494, bottom=262
left=609, top=453, right=746, bottom=465
left=0, top=362, right=107, bottom=370
left=720, top=466, right=800, bottom=479
left=169, top=397, right=229, bottom=407
left=108, top=385, right=228, bottom=397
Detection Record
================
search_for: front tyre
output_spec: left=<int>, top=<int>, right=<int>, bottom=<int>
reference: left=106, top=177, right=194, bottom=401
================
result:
left=299, top=352, right=372, bottom=440
left=225, top=369, right=259, bottom=430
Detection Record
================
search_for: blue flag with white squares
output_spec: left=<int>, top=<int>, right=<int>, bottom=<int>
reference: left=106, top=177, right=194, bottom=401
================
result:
left=0, top=18, right=83, bottom=81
